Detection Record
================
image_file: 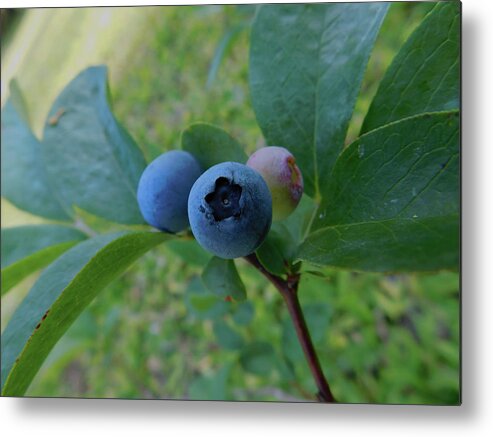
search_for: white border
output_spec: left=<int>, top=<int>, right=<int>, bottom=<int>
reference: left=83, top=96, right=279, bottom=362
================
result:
left=2, top=0, right=493, bottom=436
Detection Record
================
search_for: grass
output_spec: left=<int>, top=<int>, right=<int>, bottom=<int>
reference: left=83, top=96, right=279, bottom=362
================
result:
left=1, top=3, right=459, bottom=404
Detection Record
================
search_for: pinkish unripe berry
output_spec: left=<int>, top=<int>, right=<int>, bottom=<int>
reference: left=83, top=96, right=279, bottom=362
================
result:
left=246, top=146, right=303, bottom=220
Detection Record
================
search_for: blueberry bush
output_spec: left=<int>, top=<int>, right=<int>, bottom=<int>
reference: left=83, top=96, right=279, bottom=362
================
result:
left=1, top=2, right=460, bottom=403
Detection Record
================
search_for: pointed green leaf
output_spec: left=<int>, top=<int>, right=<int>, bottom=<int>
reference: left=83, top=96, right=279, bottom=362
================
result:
left=255, top=195, right=318, bottom=276
left=181, top=122, right=247, bottom=169
left=361, top=2, right=460, bottom=133
left=232, top=301, right=254, bottom=326
left=42, top=66, right=147, bottom=224
left=201, top=257, right=246, bottom=301
left=1, top=225, right=87, bottom=295
left=279, top=194, right=318, bottom=245
left=206, top=22, right=250, bottom=89
left=239, top=342, right=276, bottom=375
left=185, top=276, right=229, bottom=320
left=165, top=239, right=212, bottom=266
left=249, top=3, right=389, bottom=199
left=188, top=364, right=232, bottom=400
left=1, top=225, right=87, bottom=269
left=300, top=214, right=459, bottom=272
left=255, top=226, right=291, bottom=276
left=213, top=320, right=245, bottom=350
left=255, top=220, right=300, bottom=276
left=1, top=231, right=168, bottom=396
left=1, top=90, right=71, bottom=220
left=299, top=111, right=459, bottom=272
left=8, top=79, right=30, bottom=126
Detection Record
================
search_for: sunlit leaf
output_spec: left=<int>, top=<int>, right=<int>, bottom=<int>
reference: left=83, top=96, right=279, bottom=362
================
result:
left=1, top=83, right=71, bottom=221
left=362, top=2, right=460, bottom=133
left=201, top=257, right=246, bottom=301
left=1, top=231, right=168, bottom=396
left=250, top=3, right=389, bottom=199
left=181, top=122, right=247, bottom=169
left=42, top=66, right=147, bottom=224
left=1, top=225, right=87, bottom=294
left=299, top=111, right=459, bottom=272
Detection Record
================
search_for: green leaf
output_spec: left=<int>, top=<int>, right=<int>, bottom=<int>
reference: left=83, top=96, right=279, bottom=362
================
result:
left=201, top=257, right=246, bottom=301
left=1, top=225, right=87, bottom=270
left=206, top=22, right=250, bottom=89
left=239, top=342, right=276, bottom=375
left=42, top=66, right=147, bottom=224
left=164, top=238, right=212, bottom=266
left=299, top=111, right=459, bottom=272
left=301, top=215, right=459, bottom=273
left=280, top=194, right=318, bottom=245
left=185, top=276, right=229, bottom=320
left=255, top=224, right=294, bottom=276
left=1, top=225, right=87, bottom=295
left=249, top=3, right=389, bottom=199
left=232, top=301, right=254, bottom=326
left=1, top=88, right=71, bottom=221
left=181, top=122, right=247, bottom=169
left=212, top=320, right=244, bottom=350
left=361, top=2, right=460, bottom=133
left=188, top=365, right=231, bottom=400
left=1, top=231, right=167, bottom=396
left=8, top=79, right=30, bottom=125
left=256, top=195, right=318, bottom=276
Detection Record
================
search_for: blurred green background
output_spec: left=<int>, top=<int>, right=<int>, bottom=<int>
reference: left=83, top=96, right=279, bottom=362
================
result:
left=1, top=3, right=459, bottom=404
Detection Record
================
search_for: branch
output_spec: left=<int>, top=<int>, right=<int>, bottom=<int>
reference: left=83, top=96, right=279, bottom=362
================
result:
left=244, top=253, right=337, bottom=403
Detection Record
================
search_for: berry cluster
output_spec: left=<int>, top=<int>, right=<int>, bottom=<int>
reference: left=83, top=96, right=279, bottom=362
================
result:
left=137, top=147, right=304, bottom=259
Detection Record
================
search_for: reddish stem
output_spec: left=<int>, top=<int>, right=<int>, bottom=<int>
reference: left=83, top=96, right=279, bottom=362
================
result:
left=244, top=254, right=336, bottom=403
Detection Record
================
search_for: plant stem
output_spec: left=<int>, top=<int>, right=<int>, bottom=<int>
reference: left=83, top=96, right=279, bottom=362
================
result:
left=244, top=253, right=336, bottom=403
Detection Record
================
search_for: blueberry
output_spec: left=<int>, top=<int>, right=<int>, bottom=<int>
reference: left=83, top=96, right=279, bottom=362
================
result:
left=246, top=146, right=303, bottom=220
left=137, top=150, right=202, bottom=233
left=188, top=162, right=272, bottom=259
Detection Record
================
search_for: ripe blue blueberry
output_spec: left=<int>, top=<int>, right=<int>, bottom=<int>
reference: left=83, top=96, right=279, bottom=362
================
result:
left=137, top=150, right=202, bottom=233
left=188, top=162, right=272, bottom=259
